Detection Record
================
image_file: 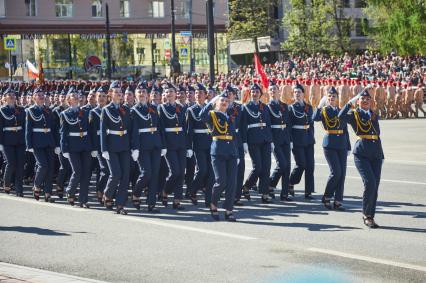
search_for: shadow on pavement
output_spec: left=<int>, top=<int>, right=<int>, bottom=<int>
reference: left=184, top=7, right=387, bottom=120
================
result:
left=0, top=226, right=73, bottom=236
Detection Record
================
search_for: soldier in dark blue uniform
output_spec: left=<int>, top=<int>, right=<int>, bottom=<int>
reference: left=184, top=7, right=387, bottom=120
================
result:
left=158, top=83, right=187, bottom=210
left=267, top=83, right=293, bottom=201
left=124, top=87, right=139, bottom=194
left=60, top=90, right=93, bottom=207
left=0, top=88, right=26, bottom=197
left=241, top=84, right=273, bottom=203
left=100, top=81, right=131, bottom=215
left=25, top=87, right=59, bottom=202
left=89, top=87, right=109, bottom=204
left=339, top=89, right=384, bottom=228
left=288, top=83, right=315, bottom=199
left=313, top=87, right=351, bottom=210
left=130, top=85, right=165, bottom=212
left=186, top=83, right=214, bottom=207
left=200, top=91, right=238, bottom=221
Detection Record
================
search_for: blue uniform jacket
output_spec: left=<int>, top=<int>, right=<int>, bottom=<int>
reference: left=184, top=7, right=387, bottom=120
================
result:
left=227, top=102, right=243, bottom=147
left=157, top=103, right=187, bottom=150
left=100, top=103, right=131, bottom=153
left=313, top=106, right=351, bottom=150
left=89, top=106, right=102, bottom=152
left=130, top=103, right=164, bottom=151
left=267, top=100, right=292, bottom=146
left=0, top=105, right=26, bottom=146
left=338, top=103, right=384, bottom=160
left=52, top=105, right=67, bottom=147
left=25, top=105, right=56, bottom=149
left=241, top=101, right=272, bottom=144
left=288, top=102, right=315, bottom=147
left=186, top=103, right=212, bottom=151
left=199, top=102, right=238, bottom=158
left=60, top=107, right=92, bottom=153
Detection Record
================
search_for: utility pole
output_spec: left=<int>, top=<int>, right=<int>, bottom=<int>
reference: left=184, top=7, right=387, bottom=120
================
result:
left=189, top=0, right=195, bottom=74
left=170, top=0, right=181, bottom=78
left=105, top=3, right=112, bottom=80
left=67, top=34, right=73, bottom=79
left=206, top=0, right=215, bottom=83
left=151, top=37, right=156, bottom=79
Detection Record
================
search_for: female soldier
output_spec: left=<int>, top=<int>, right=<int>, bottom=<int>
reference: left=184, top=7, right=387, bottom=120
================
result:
left=313, top=87, right=351, bottom=210
left=60, top=90, right=94, bottom=208
left=200, top=91, right=238, bottom=221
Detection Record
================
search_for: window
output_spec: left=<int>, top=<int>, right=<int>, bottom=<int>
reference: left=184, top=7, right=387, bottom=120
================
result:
left=355, top=18, right=368, bottom=37
left=177, top=0, right=189, bottom=20
left=354, top=0, right=367, bottom=8
left=52, top=39, right=69, bottom=62
left=25, top=0, right=37, bottom=16
left=149, top=1, right=164, bottom=18
left=92, top=0, right=102, bottom=17
left=0, top=0, right=5, bottom=17
left=120, top=0, right=130, bottom=18
left=55, top=0, right=73, bottom=17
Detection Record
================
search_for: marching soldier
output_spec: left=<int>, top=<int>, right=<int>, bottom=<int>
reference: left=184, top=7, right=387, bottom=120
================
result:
left=288, top=83, right=315, bottom=199
left=241, top=83, right=273, bottom=203
left=60, top=90, right=94, bottom=207
left=100, top=81, right=131, bottom=215
left=0, top=88, right=26, bottom=197
left=339, top=89, right=384, bottom=228
left=313, top=87, right=351, bottom=210
left=130, top=85, right=165, bottom=212
left=200, top=91, right=238, bottom=221
left=267, top=83, right=292, bottom=202
left=25, top=87, right=59, bottom=202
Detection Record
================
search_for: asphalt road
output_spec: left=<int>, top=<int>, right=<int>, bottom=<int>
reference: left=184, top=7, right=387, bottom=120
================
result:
left=1, top=118, right=425, bottom=283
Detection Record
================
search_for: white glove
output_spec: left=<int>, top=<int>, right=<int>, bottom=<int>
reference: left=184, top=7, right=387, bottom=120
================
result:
left=131, top=149, right=139, bottom=161
left=209, top=95, right=221, bottom=105
left=63, top=152, right=70, bottom=159
left=318, top=95, right=328, bottom=108
left=271, top=143, right=275, bottom=151
left=186, top=149, right=194, bottom=158
left=91, top=151, right=98, bottom=158
left=290, top=142, right=293, bottom=150
left=349, top=93, right=362, bottom=105
left=54, top=147, right=61, bottom=155
left=161, top=149, right=167, bottom=156
left=237, top=158, right=240, bottom=165
left=27, top=148, right=34, bottom=153
left=243, top=143, right=248, bottom=154
left=102, top=151, right=110, bottom=160
left=0, top=144, right=4, bottom=151
left=348, top=150, right=351, bottom=156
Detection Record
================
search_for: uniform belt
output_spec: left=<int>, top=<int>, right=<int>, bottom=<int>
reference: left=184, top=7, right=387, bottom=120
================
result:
left=3, top=126, right=23, bottom=132
left=139, top=127, right=157, bottom=133
left=326, top=130, right=343, bottom=134
left=292, top=125, right=310, bottom=130
left=165, top=127, right=183, bottom=132
left=271, top=124, right=287, bottom=129
left=33, top=128, right=51, bottom=133
left=194, top=129, right=210, bottom=134
left=235, top=129, right=239, bottom=133
left=97, top=130, right=100, bottom=136
left=358, top=135, right=379, bottom=140
left=106, top=129, right=127, bottom=136
left=69, top=131, right=88, bottom=137
left=212, top=135, right=233, bottom=141
left=247, top=123, right=266, bottom=129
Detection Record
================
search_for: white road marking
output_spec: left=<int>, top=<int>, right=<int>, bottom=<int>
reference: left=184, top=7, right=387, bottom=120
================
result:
left=0, top=195, right=87, bottom=212
left=120, top=216, right=257, bottom=241
left=345, top=176, right=426, bottom=186
left=307, top=248, right=426, bottom=273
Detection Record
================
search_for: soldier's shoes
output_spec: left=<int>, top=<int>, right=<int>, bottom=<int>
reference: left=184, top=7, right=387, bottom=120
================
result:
left=32, top=188, right=40, bottom=201
left=44, top=196, right=55, bottom=203
left=333, top=202, right=345, bottom=211
left=321, top=196, right=333, bottom=210
left=280, top=195, right=292, bottom=202
left=224, top=212, right=237, bottom=222
left=116, top=208, right=128, bottom=215
left=132, top=199, right=141, bottom=210
left=304, top=194, right=314, bottom=200
left=242, top=188, right=251, bottom=201
left=289, top=185, right=295, bottom=197
left=161, top=195, right=168, bottom=207
left=67, top=195, right=76, bottom=206
left=148, top=206, right=160, bottom=213
left=56, top=187, right=64, bottom=199
left=16, top=192, right=24, bottom=198
left=261, top=196, right=273, bottom=204
left=189, top=196, right=198, bottom=205
left=210, top=208, right=220, bottom=221
left=79, top=203, right=90, bottom=209
left=234, top=200, right=244, bottom=206
left=172, top=203, right=185, bottom=210
left=4, top=187, right=11, bottom=194
left=104, top=198, right=114, bottom=210
left=363, top=216, right=379, bottom=229
left=97, top=196, right=104, bottom=205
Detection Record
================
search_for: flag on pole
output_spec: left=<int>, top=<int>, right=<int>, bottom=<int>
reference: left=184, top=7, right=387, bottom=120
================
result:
left=26, top=60, right=39, bottom=79
left=38, top=58, right=44, bottom=83
left=254, top=53, right=269, bottom=89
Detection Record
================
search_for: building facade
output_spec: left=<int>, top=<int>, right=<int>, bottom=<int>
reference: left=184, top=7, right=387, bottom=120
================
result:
left=0, top=0, right=229, bottom=80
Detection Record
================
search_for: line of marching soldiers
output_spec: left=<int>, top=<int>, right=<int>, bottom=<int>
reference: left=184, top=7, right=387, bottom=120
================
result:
left=0, top=80, right=384, bottom=227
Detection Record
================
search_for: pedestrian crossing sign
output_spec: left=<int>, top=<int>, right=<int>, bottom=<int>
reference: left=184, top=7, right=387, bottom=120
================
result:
left=180, top=48, right=188, bottom=57
left=4, top=37, right=17, bottom=51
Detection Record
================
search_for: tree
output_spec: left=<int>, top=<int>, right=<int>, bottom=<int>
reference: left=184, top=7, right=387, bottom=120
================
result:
left=364, top=0, right=426, bottom=55
left=227, top=0, right=279, bottom=54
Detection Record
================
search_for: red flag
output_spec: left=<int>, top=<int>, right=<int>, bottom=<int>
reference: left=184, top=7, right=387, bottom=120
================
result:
left=38, top=58, right=44, bottom=83
left=254, top=53, right=269, bottom=89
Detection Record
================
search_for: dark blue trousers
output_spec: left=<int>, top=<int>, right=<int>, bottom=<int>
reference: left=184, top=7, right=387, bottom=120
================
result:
left=157, top=156, right=168, bottom=195
left=290, top=144, right=315, bottom=194
left=164, top=149, right=186, bottom=200
left=134, top=149, right=161, bottom=206
left=244, top=142, right=272, bottom=195
left=185, top=155, right=196, bottom=195
left=105, top=151, right=130, bottom=206
left=191, top=149, right=214, bottom=205
left=270, top=143, right=291, bottom=197
left=234, top=146, right=245, bottom=201
left=33, top=148, right=54, bottom=194
left=354, top=155, right=383, bottom=218
left=57, top=153, right=71, bottom=190
left=129, top=159, right=139, bottom=191
left=2, top=145, right=25, bottom=193
left=96, top=153, right=110, bottom=193
left=67, top=151, right=92, bottom=203
left=24, top=151, right=35, bottom=180
left=323, top=148, right=347, bottom=202
left=211, top=155, right=238, bottom=211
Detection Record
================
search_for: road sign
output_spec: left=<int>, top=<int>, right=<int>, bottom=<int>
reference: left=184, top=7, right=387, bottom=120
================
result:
left=4, top=37, right=17, bottom=51
left=180, top=48, right=188, bottom=58
left=180, top=31, right=192, bottom=37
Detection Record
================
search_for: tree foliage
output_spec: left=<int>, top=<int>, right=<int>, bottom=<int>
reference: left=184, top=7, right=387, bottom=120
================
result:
left=364, top=0, right=426, bottom=55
